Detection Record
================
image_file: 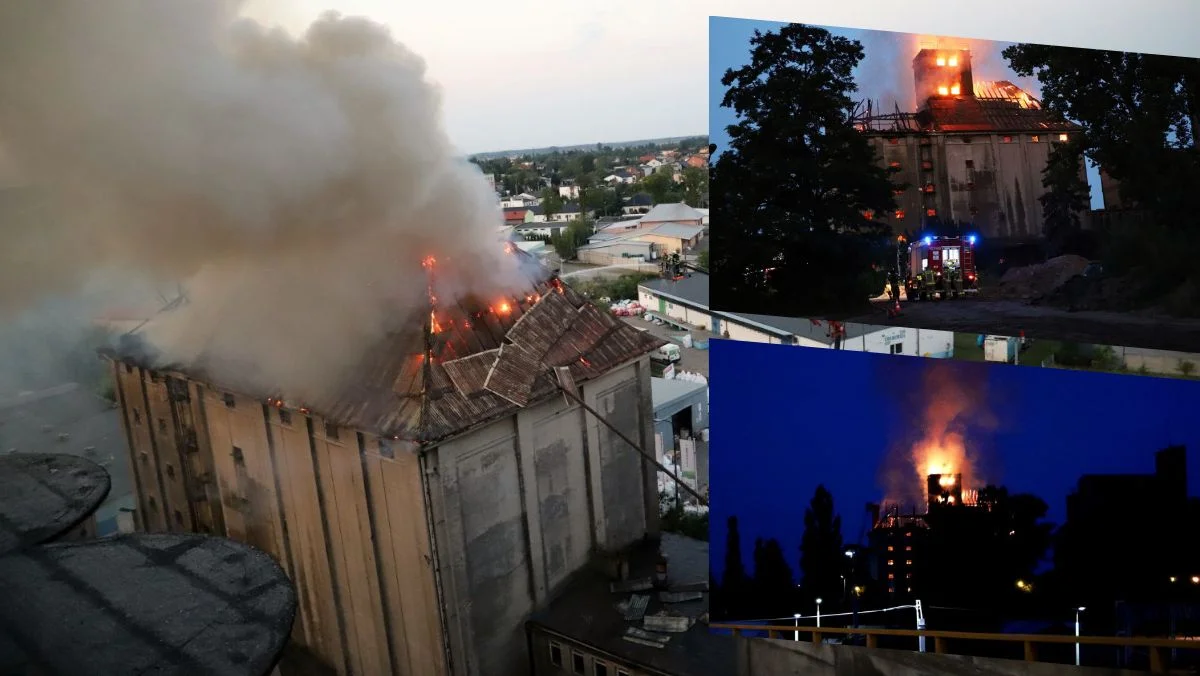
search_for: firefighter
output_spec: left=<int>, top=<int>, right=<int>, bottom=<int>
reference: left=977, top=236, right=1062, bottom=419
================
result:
left=886, top=270, right=899, bottom=302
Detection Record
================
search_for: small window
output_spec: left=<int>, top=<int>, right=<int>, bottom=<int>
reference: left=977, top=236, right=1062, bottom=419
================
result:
left=966, top=181, right=975, bottom=190
left=906, top=560, right=913, bottom=566
left=132, top=409, right=142, bottom=425
left=965, top=159, right=974, bottom=169
left=888, top=560, right=895, bottom=566
left=1002, top=135, right=1013, bottom=144
left=147, top=495, right=157, bottom=509
left=888, top=161, right=901, bottom=170
left=157, top=418, right=168, bottom=434
left=887, top=545, right=894, bottom=552
left=894, top=209, right=906, bottom=219
left=140, top=451, right=149, bottom=466
left=893, top=188, right=905, bottom=195
left=165, top=464, right=176, bottom=480
left=549, top=642, right=563, bottom=667
left=1058, top=133, right=1069, bottom=142
left=572, top=651, right=586, bottom=675
left=926, top=208, right=937, bottom=218
left=905, top=531, right=913, bottom=537
left=888, top=137, right=899, bottom=145
left=862, top=210, right=874, bottom=220
left=379, top=439, right=394, bottom=459
left=1030, top=135, right=1040, bottom=143
left=889, top=343, right=904, bottom=355
left=232, top=446, right=245, bottom=466
left=325, top=422, right=340, bottom=440
left=905, top=546, right=913, bottom=551
left=174, top=510, right=184, bottom=526
left=923, top=184, right=935, bottom=193
left=595, top=661, right=610, bottom=676
left=223, top=393, right=236, bottom=408
left=148, top=371, right=161, bottom=384
left=278, top=409, right=292, bottom=426
left=962, top=136, right=973, bottom=144
left=888, top=573, right=895, bottom=580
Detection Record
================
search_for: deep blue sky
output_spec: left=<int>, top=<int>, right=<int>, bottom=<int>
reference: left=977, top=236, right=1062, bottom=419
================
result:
left=708, top=16, right=1105, bottom=210
left=709, top=340, right=1200, bottom=581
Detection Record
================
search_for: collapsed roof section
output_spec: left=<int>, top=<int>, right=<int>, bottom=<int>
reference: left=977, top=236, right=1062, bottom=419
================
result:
left=107, top=248, right=666, bottom=445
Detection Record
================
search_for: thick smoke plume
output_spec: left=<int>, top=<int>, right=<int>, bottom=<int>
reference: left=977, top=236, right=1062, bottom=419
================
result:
left=878, top=361, right=1000, bottom=507
left=0, top=2, right=522, bottom=401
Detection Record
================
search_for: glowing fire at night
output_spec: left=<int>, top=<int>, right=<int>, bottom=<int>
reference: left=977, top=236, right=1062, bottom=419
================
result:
left=421, top=255, right=436, bottom=268
left=495, top=301, right=512, bottom=315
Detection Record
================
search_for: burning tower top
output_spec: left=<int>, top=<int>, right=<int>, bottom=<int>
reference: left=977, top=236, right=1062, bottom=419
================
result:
left=912, top=48, right=974, bottom=109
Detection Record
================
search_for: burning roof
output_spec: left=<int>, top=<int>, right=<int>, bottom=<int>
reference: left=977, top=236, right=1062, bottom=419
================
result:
left=108, top=248, right=665, bottom=444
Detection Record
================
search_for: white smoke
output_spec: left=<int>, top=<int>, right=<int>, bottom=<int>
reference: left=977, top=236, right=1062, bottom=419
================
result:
left=0, top=2, right=523, bottom=400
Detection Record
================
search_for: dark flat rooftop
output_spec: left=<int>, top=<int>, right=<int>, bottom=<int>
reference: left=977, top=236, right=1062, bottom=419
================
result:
left=528, top=532, right=736, bottom=676
left=0, top=452, right=110, bottom=555
left=0, top=533, right=297, bottom=676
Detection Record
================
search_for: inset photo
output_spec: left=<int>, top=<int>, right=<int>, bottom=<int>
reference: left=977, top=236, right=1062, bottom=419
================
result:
left=708, top=339, right=1200, bottom=670
left=709, top=17, right=1200, bottom=352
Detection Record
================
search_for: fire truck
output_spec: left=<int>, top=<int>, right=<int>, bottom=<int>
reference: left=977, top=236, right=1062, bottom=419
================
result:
left=898, top=235, right=979, bottom=301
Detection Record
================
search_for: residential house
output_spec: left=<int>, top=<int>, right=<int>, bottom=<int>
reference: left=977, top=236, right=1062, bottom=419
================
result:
left=643, top=158, right=663, bottom=170
left=503, top=206, right=533, bottom=226
left=637, top=153, right=656, bottom=163
left=557, top=183, right=580, bottom=200
left=575, top=220, right=702, bottom=265
left=500, top=192, right=540, bottom=208
left=514, top=222, right=567, bottom=239
left=550, top=202, right=593, bottom=222
left=602, top=168, right=638, bottom=185
left=621, top=193, right=654, bottom=215
left=685, top=154, right=708, bottom=169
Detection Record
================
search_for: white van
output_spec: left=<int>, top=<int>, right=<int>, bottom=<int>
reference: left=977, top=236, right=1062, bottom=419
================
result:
left=652, top=343, right=681, bottom=363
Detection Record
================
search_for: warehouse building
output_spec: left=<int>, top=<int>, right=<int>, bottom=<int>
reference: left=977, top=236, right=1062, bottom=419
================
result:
left=103, top=251, right=669, bottom=676
left=637, top=272, right=954, bottom=358
left=651, top=376, right=709, bottom=494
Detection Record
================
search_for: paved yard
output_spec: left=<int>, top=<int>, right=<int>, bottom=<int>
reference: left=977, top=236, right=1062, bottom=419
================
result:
left=621, top=315, right=710, bottom=378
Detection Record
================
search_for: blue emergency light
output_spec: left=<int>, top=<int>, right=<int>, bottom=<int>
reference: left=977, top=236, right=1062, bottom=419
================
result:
left=923, top=236, right=933, bottom=246
left=967, top=235, right=977, bottom=245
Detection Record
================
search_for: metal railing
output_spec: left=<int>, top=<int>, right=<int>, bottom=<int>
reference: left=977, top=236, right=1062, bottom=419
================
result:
left=709, top=622, right=1200, bottom=673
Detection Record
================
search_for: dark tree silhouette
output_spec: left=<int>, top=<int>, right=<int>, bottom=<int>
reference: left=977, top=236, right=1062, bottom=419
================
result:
left=799, top=485, right=845, bottom=604
left=1039, top=140, right=1092, bottom=258
left=752, top=537, right=796, bottom=618
left=1004, top=43, right=1200, bottom=295
left=710, top=23, right=897, bottom=317
left=721, top=515, right=751, bottom=618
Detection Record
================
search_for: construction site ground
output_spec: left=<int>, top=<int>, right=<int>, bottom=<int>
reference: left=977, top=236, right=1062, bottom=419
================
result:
left=850, top=297, right=1200, bottom=353
left=620, top=316, right=710, bottom=378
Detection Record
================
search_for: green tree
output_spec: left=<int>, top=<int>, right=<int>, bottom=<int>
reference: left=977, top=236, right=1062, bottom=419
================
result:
left=550, top=220, right=592, bottom=260
left=1039, top=140, right=1091, bottom=257
left=721, top=516, right=751, bottom=618
left=711, top=24, right=896, bottom=316
left=696, top=249, right=710, bottom=271
left=641, top=170, right=679, bottom=203
left=680, top=166, right=708, bottom=207
left=798, top=485, right=844, bottom=603
left=539, top=188, right=564, bottom=220
left=751, top=537, right=796, bottom=618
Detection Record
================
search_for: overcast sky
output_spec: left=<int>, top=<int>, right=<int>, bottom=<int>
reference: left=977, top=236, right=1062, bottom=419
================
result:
left=238, top=0, right=1200, bottom=156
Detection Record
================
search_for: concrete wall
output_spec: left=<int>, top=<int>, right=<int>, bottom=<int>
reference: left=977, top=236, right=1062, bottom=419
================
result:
left=717, top=321, right=955, bottom=359
left=739, top=638, right=1144, bottom=676
left=638, top=289, right=712, bottom=331
left=870, top=132, right=1086, bottom=240
left=425, top=358, right=656, bottom=676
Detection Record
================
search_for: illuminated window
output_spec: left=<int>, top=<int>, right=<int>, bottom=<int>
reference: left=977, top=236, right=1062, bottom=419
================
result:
left=888, top=560, right=895, bottom=566
left=950, top=84, right=961, bottom=96
left=889, top=586, right=896, bottom=593
left=905, top=532, right=913, bottom=537
left=888, top=161, right=902, bottom=170
left=888, top=574, right=895, bottom=580
left=887, top=546, right=894, bottom=552
left=894, top=209, right=906, bottom=219
left=926, top=209, right=938, bottom=217
left=1059, top=133, right=1069, bottom=142
left=937, top=86, right=949, bottom=96
left=948, top=56, right=958, bottom=67
left=905, top=546, right=912, bottom=551
left=1031, top=135, right=1040, bottom=143
left=906, top=560, right=913, bottom=566
left=921, top=161, right=933, bottom=170
left=936, top=56, right=946, bottom=66
left=893, top=188, right=905, bottom=195
left=923, top=184, right=935, bottom=193
left=549, top=643, right=564, bottom=667
left=907, top=587, right=913, bottom=592
left=1002, top=135, right=1013, bottom=143
left=907, top=573, right=913, bottom=579
left=863, top=210, right=875, bottom=220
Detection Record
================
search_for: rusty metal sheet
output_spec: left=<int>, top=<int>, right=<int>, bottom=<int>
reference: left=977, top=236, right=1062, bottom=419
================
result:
left=483, top=342, right=540, bottom=407
left=441, top=349, right=499, bottom=396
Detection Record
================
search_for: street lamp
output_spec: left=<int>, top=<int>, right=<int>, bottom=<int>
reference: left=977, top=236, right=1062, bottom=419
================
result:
left=1075, top=607, right=1086, bottom=667
left=793, top=613, right=801, bottom=641
left=815, top=598, right=823, bottom=628
left=841, top=575, right=847, bottom=598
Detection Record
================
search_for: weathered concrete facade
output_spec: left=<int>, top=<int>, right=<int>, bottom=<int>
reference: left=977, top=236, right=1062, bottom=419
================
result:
left=868, top=132, right=1087, bottom=240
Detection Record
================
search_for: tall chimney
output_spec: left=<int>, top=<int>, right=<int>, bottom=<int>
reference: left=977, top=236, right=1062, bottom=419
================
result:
left=912, top=48, right=974, bottom=110
left=927, top=472, right=963, bottom=509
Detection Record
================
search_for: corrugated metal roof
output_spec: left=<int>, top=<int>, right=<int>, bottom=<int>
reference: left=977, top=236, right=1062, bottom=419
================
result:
left=921, top=94, right=1079, bottom=134
left=640, top=202, right=703, bottom=223
left=112, top=249, right=665, bottom=445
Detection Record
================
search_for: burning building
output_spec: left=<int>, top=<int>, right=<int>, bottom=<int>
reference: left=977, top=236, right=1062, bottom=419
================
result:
left=857, top=46, right=1088, bottom=239
left=102, top=249, right=669, bottom=676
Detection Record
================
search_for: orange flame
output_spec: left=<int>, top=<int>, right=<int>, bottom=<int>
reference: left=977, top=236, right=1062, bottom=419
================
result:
left=422, top=255, right=436, bottom=268
left=495, top=301, right=512, bottom=315
left=430, top=311, right=442, bottom=333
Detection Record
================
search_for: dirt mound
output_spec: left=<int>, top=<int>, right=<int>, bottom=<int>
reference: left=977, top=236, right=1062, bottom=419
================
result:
left=993, top=255, right=1091, bottom=300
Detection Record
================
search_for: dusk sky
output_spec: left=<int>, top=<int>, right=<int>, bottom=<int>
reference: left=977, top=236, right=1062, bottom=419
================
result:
left=709, top=339, right=1200, bottom=582
left=708, top=17, right=1106, bottom=209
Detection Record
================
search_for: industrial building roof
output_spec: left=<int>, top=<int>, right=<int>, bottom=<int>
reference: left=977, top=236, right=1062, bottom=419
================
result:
left=109, top=248, right=665, bottom=444
left=639, top=273, right=709, bottom=309
left=921, top=95, right=1080, bottom=134
left=651, top=377, right=707, bottom=415
left=640, top=202, right=704, bottom=224
left=527, top=532, right=735, bottom=676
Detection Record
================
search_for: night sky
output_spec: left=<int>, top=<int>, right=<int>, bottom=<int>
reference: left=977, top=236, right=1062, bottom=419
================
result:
left=708, top=16, right=1106, bottom=209
left=709, top=339, right=1200, bottom=581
